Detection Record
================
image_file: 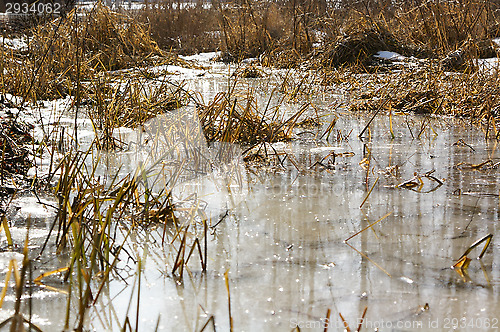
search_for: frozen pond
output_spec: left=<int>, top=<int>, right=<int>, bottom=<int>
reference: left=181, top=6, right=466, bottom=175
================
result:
left=1, top=60, right=499, bottom=331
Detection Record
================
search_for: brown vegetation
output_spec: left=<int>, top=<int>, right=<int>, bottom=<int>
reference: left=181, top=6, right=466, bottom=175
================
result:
left=1, top=2, right=177, bottom=102
left=135, top=0, right=500, bottom=65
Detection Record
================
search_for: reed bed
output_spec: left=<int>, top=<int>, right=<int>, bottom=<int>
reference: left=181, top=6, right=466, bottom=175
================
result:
left=136, top=0, right=500, bottom=64
left=134, top=0, right=500, bottom=121
left=0, top=1, right=178, bottom=103
left=0, top=5, right=198, bottom=328
left=0, top=138, right=209, bottom=329
left=87, top=76, right=188, bottom=150
left=345, top=63, right=500, bottom=126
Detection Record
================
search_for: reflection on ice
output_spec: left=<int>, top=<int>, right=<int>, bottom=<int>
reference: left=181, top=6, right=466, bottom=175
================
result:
left=99, top=106, right=248, bottom=221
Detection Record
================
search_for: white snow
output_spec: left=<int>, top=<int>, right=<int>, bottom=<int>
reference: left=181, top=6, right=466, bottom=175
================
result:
left=310, top=146, right=337, bottom=153
left=179, top=51, right=221, bottom=63
left=477, top=57, right=500, bottom=74
left=147, top=64, right=206, bottom=78
left=374, top=51, right=406, bottom=61
left=1, top=37, right=28, bottom=51
left=0, top=252, right=24, bottom=273
left=167, top=65, right=205, bottom=76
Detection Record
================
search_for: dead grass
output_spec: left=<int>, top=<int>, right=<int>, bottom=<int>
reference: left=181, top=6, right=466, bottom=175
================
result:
left=0, top=2, right=179, bottom=102
left=134, top=1, right=220, bottom=55
left=0, top=2, right=499, bottom=329
left=133, top=0, right=500, bottom=69
left=347, top=63, right=500, bottom=124
left=198, top=88, right=309, bottom=145
left=86, top=76, right=188, bottom=150
left=0, top=118, right=33, bottom=180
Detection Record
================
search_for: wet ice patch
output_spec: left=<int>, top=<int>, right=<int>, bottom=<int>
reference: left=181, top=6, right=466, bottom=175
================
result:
left=0, top=309, right=51, bottom=326
left=0, top=252, right=24, bottom=273
left=6, top=196, right=57, bottom=226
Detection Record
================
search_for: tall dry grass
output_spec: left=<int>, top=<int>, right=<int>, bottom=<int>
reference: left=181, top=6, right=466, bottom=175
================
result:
left=1, top=2, right=174, bottom=102
left=135, top=0, right=220, bottom=54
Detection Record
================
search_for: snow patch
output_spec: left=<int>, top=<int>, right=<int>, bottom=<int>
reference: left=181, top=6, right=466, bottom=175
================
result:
left=1, top=37, right=28, bottom=51
left=374, top=51, right=406, bottom=61
left=477, top=58, right=500, bottom=74
left=8, top=196, right=57, bottom=221
left=148, top=64, right=206, bottom=78
left=179, top=52, right=221, bottom=63
left=310, top=147, right=337, bottom=153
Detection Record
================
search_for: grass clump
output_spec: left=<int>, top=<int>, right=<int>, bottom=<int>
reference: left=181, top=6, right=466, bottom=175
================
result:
left=317, top=27, right=400, bottom=68
left=199, top=89, right=308, bottom=145
left=0, top=117, right=33, bottom=180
